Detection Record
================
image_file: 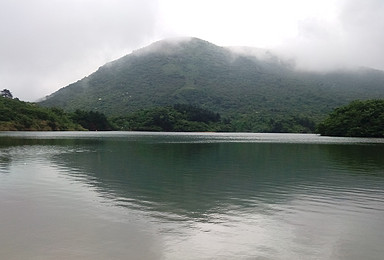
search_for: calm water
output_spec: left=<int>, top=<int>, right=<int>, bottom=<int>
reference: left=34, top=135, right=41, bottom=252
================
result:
left=0, top=132, right=384, bottom=260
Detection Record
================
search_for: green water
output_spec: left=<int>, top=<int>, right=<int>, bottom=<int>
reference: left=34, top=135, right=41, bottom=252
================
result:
left=0, top=132, right=383, bottom=259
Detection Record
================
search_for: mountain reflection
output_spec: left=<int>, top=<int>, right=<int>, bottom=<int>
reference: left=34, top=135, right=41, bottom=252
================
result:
left=2, top=133, right=383, bottom=220
left=43, top=137, right=384, bottom=219
left=322, top=144, right=384, bottom=175
left=2, top=133, right=384, bottom=260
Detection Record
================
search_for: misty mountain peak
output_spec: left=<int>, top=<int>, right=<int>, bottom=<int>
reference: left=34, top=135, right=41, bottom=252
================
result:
left=131, top=37, right=219, bottom=56
left=40, top=38, right=384, bottom=119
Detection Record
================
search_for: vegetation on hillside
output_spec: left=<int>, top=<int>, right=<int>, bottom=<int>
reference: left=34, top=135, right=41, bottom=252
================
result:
left=317, top=99, right=384, bottom=137
left=229, top=113, right=316, bottom=133
left=1, top=94, right=314, bottom=133
left=0, top=97, right=81, bottom=131
left=70, top=110, right=114, bottom=131
left=112, top=104, right=226, bottom=132
left=112, top=104, right=315, bottom=133
left=0, top=96, right=113, bottom=131
left=3, top=93, right=383, bottom=135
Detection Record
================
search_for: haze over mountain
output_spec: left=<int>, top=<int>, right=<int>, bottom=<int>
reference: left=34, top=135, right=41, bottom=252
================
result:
left=40, top=38, right=384, bottom=127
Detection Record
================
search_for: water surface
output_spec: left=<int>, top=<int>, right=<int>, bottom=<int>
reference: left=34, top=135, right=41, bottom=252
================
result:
left=0, top=132, right=383, bottom=259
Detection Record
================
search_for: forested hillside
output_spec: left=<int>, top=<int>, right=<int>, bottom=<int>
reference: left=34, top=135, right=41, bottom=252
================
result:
left=317, top=99, right=384, bottom=137
left=112, top=104, right=225, bottom=132
left=0, top=97, right=82, bottom=130
left=0, top=96, right=113, bottom=131
left=39, top=38, right=384, bottom=132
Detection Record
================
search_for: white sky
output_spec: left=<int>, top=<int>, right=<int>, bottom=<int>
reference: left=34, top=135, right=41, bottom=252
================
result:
left=1, top=0, right=383, bottom=101
left=158, top=0, right=339, bottom=47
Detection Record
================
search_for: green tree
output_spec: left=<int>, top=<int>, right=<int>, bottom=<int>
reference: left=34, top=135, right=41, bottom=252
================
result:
left=70, top=110, right=114, bottom=131
left=0, top=97, right=83, bottom=130
left=316, top=99, right=384, bottom=137
left=1, top=89, right=13, bottom=99
left=111, top=104, right=224, bottom=132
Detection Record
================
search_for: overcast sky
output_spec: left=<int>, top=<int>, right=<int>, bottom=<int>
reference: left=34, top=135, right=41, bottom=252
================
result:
left=1, top=0, right=384, bottom=101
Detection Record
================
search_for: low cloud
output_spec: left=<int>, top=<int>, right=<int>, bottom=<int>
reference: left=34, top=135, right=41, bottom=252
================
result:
left=132, top=37, right=194, bottom=57
left=276, top=0, right=384, bottom=72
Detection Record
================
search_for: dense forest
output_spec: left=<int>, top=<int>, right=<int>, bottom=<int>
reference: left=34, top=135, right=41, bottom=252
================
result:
left=0, top=94, right=315, bottom=133
left=2, top=92, right=384, bottom=136
left=0, top=94, right=113, bottom=131
left=316, top=99, right=384, bottom=137
left=112, top=104, right=224, bottom=132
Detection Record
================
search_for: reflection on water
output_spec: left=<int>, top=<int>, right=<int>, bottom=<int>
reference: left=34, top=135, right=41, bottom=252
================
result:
left=0, top=132, right=384, bottom=260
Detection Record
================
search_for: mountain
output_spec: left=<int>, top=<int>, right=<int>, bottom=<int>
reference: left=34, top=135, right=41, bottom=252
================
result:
left=40, top=38, right=384, bottom=127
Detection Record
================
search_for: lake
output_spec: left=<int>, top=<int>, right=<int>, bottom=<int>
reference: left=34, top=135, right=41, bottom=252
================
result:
left=0, top=132, right=384, bottom=260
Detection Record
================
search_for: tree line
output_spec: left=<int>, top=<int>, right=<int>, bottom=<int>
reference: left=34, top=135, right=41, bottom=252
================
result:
left=2, top=91, right=383, bottom=137
left=0, top=96, right=113, bottom=131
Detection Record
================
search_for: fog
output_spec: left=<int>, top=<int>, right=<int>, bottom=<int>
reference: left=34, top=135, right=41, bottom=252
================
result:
left=277, top=0, right=384, bottom=71
left=1, top=0, right=383, bottom=101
